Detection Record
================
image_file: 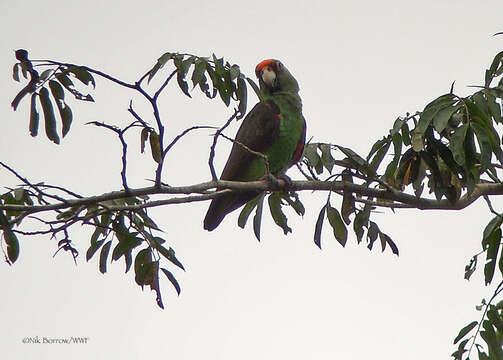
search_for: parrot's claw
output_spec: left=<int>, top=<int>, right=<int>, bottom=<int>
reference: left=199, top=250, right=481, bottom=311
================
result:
left=266, top=173, right=292, bottom=190
left=278, top=174, right=293, bottom=189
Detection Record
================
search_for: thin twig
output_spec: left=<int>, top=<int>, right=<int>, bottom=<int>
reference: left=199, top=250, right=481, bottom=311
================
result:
left=483, top=195, right=503, bottom=218
left=34, top=59, right=137, bottom=89
left=85, top=121, right=132, bottom=192
left=127, top=100, right=150, bottom=128
left=217, top=132, right=271, bottom=175
left=0, top=161, right=67, bottom=203
left=467, top=280, right=503, bottom=358
left=208, top=109, right=239, bottom=181
left=296, top=162, right=314, bottom=181
left=163, top=125, right=217, bottom=156
left=154, top=69, right=177, bottom=101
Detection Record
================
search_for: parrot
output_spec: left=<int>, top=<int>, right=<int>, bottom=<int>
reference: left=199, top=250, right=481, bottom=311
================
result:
left=203, top=59, right=306, bottom=231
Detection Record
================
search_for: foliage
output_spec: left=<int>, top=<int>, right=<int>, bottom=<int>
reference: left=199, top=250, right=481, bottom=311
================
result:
left=3, top=46, right=503, bottom=358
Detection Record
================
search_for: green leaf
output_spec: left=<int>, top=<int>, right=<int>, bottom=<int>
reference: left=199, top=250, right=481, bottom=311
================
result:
left=61, top=111, right=73, bottom=137
left=140, top=128, right=149, bottom=154
left=149, top=52, right=172, bottom=83
left=338, top=145, right=373, bottom=176
left=55, top=72, right=74, bottom=88
left=156, top=245, right=185, bottom=271
left=433, top=104, right=460, bottom=133
left=86, top=239, right=105, bottom=262
left=238, top=195, right=261, bottom=228
left=486, top=50, right=503, bottom=87
left=477, top=347, right=490, bottom=360
left=319, top=143, right=336, bottom=173
left=124, top=252, right=133, bottom=273
left=67, top=66, right=95, bottom=87
left=229, top=64, right=240, bottom=80
left=453, top=321, right=478, bottom=344
left=483, top=216, right=503, bottom=247
left=449, top=123, right=468, bottom=167
left=367, top=221, right=379, bottom=250
left=391, top=117, right=405, bottom=136
left=497, top=241, right=503, bottom=277
left=49, top=80, right=72, bottom=137
left=353, top=205, right=370, bottom=243
left=410, top=129, right=424, bottom=152
left=486, top=93, right=502, bottom=124
left=484, top=227, right=501, bottom=285
left=253, top=193, right=265, bottom=241
left=13, top=63, right=20, bottom=82
left=416, top=94, right=456, bottom=134
left=175, top=58, right=192, bottom=98
left=137, top=210, right=160, bottom=230
left=191, top=59, right=207, bottom=88
left=29, top=93, right=39, bottom=137
left=281, top=192, right=305, bottom=216
left=246, top=77, right=261, bottom=101
left=369, top=139, right=391, bottom=173
left=268, top=192, right=292, bottom=235
left=401, top=121, right=411, bottom=146
left=470, top=122, right=493, bottom=171
left=468, top=95, right=499, bottom=130
left=380, top=232, right=399, bottom=255
left=161, top=268, right=181, bottom=295
left=314, top=205, right=326, bottom=249
left=303, top=144, right=323, bottom=174
left=367, top=137, right=389, bottom=161
left=59, top=112, right=73, bottom=138
left=111, top=232, right=141, bottom=262
left=341, top=170, right=355, bottom=225
left=48, top=79, right=64, bottom=100
left=134, top=248, right=152, bottom=284
left=395, top=149, right=417, bottom=188
left=327, top=205, right=347, bottom=247
left=236, top=76, right=247, bottom=120
left=38, top=69, right=52, bottom=82
left=384, top=133, right=402, bottom=185
left=99, top=240, right=112, bottom=274
left=4, top=229, right=19, bottom=263
left=39, top=87, right=60, bottom=144
left=211, top=55, right=232, bottom=106
left=486, top=308, right=503, bottom=332
left=149, top=131, right=163, bottom=164
left=0, top=209, right=8, bottom=227
left=198, top=73, right=213, bottom=98
left=177, top=73, right=191, bottom=97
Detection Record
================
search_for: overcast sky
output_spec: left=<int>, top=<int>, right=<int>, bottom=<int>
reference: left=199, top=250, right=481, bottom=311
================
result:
left=1, top=1, right=503, bottom=359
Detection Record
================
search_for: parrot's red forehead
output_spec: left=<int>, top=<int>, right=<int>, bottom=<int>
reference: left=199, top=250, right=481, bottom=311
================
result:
left=255, top=59, right=276, bottom=76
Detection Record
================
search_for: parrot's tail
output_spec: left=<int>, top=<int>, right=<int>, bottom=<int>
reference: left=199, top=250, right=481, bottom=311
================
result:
left=203, top=192, right=259, bottom=231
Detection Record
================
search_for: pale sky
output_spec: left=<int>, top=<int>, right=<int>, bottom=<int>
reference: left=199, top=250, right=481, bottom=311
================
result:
left=1, top=1, right=502, bottom=359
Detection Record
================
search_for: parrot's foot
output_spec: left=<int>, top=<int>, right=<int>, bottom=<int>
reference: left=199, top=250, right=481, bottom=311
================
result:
left=278, top=173, right=293, bottom=188
left=265, top=173, right=292, bottom=190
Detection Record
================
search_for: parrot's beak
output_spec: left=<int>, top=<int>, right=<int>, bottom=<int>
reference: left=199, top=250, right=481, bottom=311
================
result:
left=260, top=67, right=277, bottom=88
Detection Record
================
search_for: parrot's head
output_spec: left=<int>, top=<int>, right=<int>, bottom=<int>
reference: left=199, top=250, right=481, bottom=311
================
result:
left=255, top=59, right=299, bottom=95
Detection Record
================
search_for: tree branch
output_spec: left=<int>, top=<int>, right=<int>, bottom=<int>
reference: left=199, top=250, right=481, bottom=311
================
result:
left=3, top=180, right=503, bottom=226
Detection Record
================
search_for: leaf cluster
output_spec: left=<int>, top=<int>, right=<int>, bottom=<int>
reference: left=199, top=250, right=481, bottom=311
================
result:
left=0, top=183, right=182, bottom=309
left=85, top=203, right=183, bottom=309
left=148, top=52, right=250, bottom=119
left=12, top=55, right=96, bottom=143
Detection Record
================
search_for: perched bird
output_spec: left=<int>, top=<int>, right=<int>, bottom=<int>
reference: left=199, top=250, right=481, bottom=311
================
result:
left=203, top=59, right=306, bottom=231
